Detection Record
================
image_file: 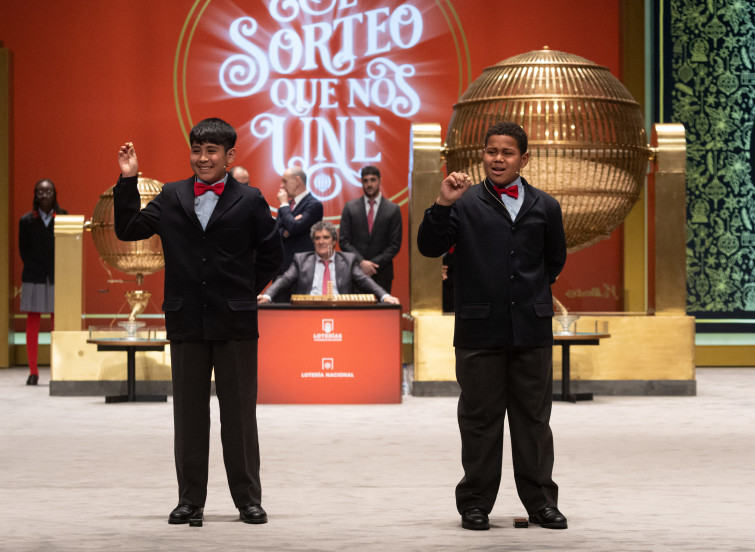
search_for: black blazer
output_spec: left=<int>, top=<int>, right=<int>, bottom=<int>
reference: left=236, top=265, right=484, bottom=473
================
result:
left=19, top=210, right=66, bottom=284
left=264, top=251, right=389, bottom=300
left=114, top=174, right=283, bottom=341
left=339, top=196, right=402, bottom=286
left=417, top=178, right=566, bottom=349
left=276, top=192, right=323, bottom=273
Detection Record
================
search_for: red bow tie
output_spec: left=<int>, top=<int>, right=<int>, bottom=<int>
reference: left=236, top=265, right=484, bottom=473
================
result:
left=492, top=183, right=518, bottom=199
left=194, top=180, right=225, bottom=197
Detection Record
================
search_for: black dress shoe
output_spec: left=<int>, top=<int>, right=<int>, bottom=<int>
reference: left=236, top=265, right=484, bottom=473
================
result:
left=239, top=503, right=267, bottom=524
left=169, top=504, right=203, bottom=524
left=461, top=508, right=489, bottom=530
left=26, top=374, right=38, bottom=386
left=529, top=506, right=567, bottom=529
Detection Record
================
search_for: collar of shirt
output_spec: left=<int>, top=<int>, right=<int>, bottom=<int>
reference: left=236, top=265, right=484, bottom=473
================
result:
left=316, top=252, right=336, bottom=263
left=39, top=210, right=53, bottom=227
left=194, top=174, right=228, bottom=229
left=363, top=193, right=382, bottom=209
left=489, top=177, right=524, bottom=221
left=195, top=174, right=229, bottom=187
left=291, top=189, right=310, bottom=206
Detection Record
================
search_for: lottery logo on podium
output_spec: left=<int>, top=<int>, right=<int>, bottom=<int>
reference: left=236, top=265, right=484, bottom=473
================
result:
left=313, top=318, right=343, bottom=342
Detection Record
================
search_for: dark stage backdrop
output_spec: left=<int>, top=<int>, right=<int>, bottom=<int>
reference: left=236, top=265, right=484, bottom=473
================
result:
left=663, top=0, right=755, bottom=328
left=2, top=0, right=625, bottom=328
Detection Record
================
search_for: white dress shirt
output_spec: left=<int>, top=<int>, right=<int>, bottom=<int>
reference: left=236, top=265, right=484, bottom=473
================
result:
left=194, top=174, right=228, bottom=230
left=363, top=193, right=382, bottom=217
left=282, top=190, right=311, bottom=210
left=311, top=254, right=339, bottom=295
left=39, top=210, right=53, bottom=227
left=495, top=177, right=524, bottom=221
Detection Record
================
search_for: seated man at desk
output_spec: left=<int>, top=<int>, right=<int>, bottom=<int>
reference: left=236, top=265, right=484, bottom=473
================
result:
left=258, top=221, right=400, bottom=304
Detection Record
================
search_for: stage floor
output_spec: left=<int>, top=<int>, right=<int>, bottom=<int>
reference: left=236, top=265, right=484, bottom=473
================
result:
left=2, top=366, right=753, bottom=551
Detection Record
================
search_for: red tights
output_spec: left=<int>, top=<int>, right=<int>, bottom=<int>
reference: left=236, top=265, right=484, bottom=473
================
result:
left=26, top=313, right=53, bottom=376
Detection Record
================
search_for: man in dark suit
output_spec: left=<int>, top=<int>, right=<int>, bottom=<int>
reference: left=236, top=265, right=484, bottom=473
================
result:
left=258, top=221, right=399, bottom=304
left=114, top=118, right=283, bottom=526
left=276, top=166, right=323, bottom=273
left=339, top=165, right=402, bottom=293
left=417, top=122, right=568, bottom=531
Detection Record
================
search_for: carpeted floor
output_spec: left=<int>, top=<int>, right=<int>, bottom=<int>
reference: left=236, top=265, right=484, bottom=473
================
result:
left=2, top=367, right=754, bottom=551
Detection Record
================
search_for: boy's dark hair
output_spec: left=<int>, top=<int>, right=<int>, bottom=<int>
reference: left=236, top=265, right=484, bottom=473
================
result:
left=32, top=178, right=66, bottom=214
left=360, top=165, right=381, bottom=179
left=189, top=118, right=237, bottom=151
left=484, top=122, right=528, bottom=154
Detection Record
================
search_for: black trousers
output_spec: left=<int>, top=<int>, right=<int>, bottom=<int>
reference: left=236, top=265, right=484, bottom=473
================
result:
left=170, top=339, right=261, bottom=509
left=455, top=346, right=558, bottom=515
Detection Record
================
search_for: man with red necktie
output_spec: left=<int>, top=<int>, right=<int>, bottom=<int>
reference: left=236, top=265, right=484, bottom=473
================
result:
left=258, top=221, right=399, bottom=304
left=339, top=165, right=402, bottom=293
left=114, top=118, right=283, bottom=527
left=418, top=122, right=568, bottom=531
left=275, top=166, right=323, bottom=274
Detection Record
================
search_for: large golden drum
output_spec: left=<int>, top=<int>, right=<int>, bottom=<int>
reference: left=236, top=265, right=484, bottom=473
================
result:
left=90, top=176, right=165, bottom=283
left=445, top=48, right=650, bottom=251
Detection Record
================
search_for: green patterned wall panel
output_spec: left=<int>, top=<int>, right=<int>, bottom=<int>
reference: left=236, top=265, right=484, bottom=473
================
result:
left=667, top=0, right=755, bottom=317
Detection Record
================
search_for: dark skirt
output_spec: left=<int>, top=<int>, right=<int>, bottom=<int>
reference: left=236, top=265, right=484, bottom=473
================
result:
left=20, top=280, right=54, bottom=313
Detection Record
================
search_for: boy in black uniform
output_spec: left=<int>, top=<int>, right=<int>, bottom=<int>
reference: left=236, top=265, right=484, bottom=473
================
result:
left=115, top=118, right=283, bottom=525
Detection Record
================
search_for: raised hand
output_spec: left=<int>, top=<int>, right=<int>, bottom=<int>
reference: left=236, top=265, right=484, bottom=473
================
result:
left=437, top=172, right=472, bottom=206
left=118, top=142, right=139, bottom=178
left=277, top=186, right=290, bottom=207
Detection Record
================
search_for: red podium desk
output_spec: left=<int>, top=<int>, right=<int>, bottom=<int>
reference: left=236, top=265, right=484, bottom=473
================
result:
left=258, top=304, right=402, bottom=404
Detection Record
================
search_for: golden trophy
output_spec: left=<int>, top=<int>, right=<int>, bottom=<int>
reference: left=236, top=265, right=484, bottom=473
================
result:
left=90, top=175, right=165, bottom=339
left=119, top=290, right=152, bottom=339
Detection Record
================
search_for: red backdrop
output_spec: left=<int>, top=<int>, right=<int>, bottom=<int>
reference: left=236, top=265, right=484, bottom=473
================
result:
left=2, top=0, right=623, bottom=328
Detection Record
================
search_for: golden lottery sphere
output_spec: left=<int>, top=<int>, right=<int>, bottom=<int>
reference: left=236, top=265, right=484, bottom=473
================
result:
left=90, top=176, right=164, bottom=283
left=445, top=47, right=650, bottom=251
